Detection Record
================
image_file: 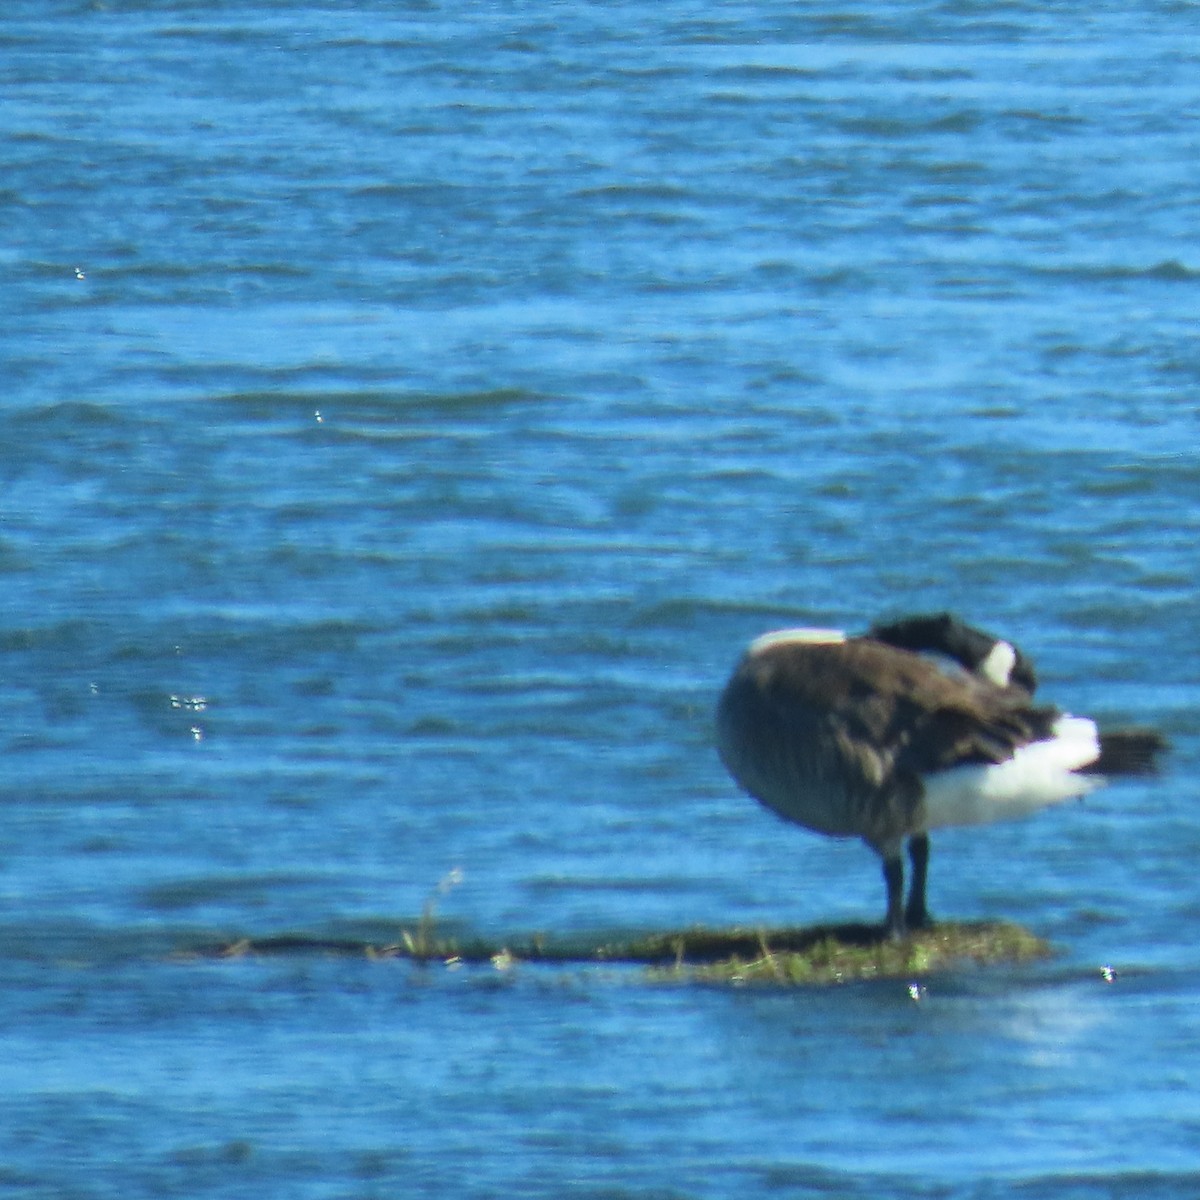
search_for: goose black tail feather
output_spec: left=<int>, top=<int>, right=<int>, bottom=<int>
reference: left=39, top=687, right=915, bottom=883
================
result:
left=1089, top=729, right=1169, bottom=777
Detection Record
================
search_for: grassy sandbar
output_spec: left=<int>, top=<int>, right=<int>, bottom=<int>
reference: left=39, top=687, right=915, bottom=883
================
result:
left=187, top=919, right=1051, bottom=986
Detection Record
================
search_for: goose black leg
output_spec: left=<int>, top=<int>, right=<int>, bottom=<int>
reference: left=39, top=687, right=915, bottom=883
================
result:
left=882, top=854, right=906, bottom=939
left=905, top=834, right=931, bottom=930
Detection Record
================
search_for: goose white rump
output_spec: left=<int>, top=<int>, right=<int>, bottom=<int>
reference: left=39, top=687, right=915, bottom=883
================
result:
left=921, top=714, right=1103, bottom=829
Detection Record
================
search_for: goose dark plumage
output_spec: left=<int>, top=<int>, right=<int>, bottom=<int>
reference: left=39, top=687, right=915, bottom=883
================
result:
left=716, top=613, right=1166, bottom=937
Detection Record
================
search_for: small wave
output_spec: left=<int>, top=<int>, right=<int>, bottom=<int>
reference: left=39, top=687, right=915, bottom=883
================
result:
left=1036, top=259, right=1199, bottom=283
left=139, top=872, right=329, bottom=913
left=1005, top=108, right=1088, bottom=127
left=213, top=386, right=540, bottom=424
left=6, top=399, right=132, bottom=433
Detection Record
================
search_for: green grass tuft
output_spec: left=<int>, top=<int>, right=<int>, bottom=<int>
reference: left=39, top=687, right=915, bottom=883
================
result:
left=643, top=921, right=1051, bottom=986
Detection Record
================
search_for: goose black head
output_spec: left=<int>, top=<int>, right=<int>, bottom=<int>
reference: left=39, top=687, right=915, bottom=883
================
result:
left=867, top=612, right=1038, bottom=695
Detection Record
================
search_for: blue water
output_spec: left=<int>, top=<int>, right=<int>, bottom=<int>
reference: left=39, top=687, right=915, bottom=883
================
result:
left=4, top=1, right=1200, bottom=1195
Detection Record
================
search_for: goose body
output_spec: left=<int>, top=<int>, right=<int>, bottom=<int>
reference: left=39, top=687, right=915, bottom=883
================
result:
left=716, top=614, right=1163, bottom=936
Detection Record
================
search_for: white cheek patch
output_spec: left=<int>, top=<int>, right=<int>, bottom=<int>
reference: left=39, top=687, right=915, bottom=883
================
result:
left=979, top=639, right=1017, bottom=687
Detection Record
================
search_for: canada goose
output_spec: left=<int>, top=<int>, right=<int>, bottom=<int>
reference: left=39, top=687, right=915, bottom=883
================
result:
left=716, top=614, right=1165, bottom=937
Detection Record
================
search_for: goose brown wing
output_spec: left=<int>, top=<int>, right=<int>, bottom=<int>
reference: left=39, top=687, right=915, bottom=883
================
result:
left=759, top=639, right=1061, bottom=777
left=897, top=701, right=1062, bottom=774
left=864, top=649, right=1063, bottom=774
